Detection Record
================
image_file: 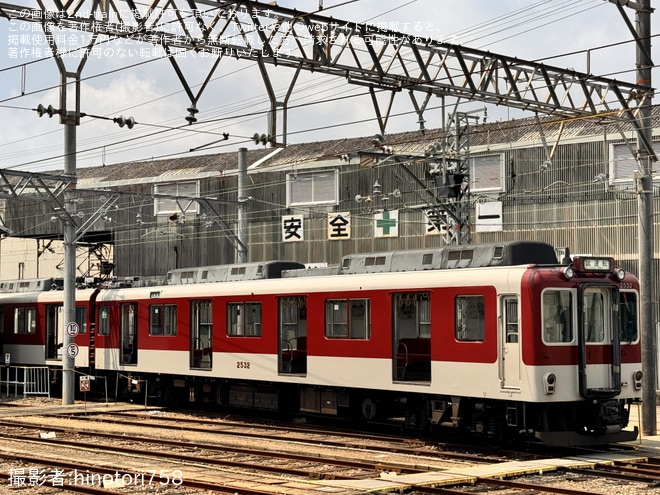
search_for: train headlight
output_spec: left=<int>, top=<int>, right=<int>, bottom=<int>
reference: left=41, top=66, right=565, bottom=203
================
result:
left=562, top=266, right=574, bottom=280
left=633, top=370, right=643, bottom=390
left=615, top=267, right=626, bottom=281
left=543, top=373, right=556, bottom=395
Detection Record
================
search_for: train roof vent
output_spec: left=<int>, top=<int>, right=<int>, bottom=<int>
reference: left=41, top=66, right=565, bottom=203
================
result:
left=230, top=266, right=246, bottom=276
left=446, top=249, right=473, bottom=268
left=167, top=261, right=305, bottom=284
left=338, top=241, right=558, bottom=274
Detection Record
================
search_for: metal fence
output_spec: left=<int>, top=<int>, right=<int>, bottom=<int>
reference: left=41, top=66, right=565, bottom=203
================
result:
left=2, top=366, right=51, bottom=398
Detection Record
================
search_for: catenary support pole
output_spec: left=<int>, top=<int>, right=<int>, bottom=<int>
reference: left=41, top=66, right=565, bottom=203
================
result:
left=62, top=115, right=77, bottom=406
left=636, top=0, right=656, bottom=436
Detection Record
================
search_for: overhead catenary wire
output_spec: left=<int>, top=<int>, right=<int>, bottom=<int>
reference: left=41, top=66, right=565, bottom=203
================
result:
left=0, top=0, right=648, bottom=174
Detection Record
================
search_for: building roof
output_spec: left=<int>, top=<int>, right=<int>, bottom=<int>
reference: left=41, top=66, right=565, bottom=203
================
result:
left=70, top=106, right=660, bottom=184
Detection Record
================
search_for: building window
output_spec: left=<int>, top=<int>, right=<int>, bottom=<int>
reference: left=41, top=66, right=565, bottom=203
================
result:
left=455, top=295, right=485, bottom=341
left=470, top=154, right=503, bottom=192
left=150, top=304, right=178, bottom=336
left=611, top=141, right=660, bottom=182
left=154, top=181, right=200, bottom=215
left=325, top=299, right=371, bottom=339
left=14, top=307, right=36, bottom=334
left=287, top=171, right=338, bottom=207
left=227, top=302, right=262, bottom=337
left=98, top=306, right=110, bottom=336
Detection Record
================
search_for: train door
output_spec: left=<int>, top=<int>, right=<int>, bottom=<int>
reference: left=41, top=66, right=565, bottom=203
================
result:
left=190, top=300, right=212, bottom=369
left=499, top=295, right=520, bottom=389
left=279, top=296, right=307, bottom=374
left=120, top=303, right=137, bottom=365
left=579, top=286, right=620, bottom=397
left=45, top=304, right=64, bottom=359
left=392, top=292, right=431, bottom=382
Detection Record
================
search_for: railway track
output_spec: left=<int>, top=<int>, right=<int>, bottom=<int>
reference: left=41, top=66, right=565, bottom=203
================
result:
left=0, top=408, right=461, bottom=494
left=0, top=403, right=657, bottom=494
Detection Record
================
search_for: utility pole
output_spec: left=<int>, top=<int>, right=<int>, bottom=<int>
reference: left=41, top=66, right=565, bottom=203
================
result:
left=634, top=0, right=656, bottom=436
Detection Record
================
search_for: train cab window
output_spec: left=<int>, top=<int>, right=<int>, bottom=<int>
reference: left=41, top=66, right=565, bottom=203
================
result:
left=542, top=290, right=573, bottom=343
left=150, top=305, right=178, bottom=336
left=619, top=291, right=638, bottom=343
left=13, top=307, right=36, bottom=334
left=583, top=288, right=605, bottom=343
left=227, top=302, right=262, bottom=337
left=325, top=299, right=370, bottom=339
left=455, top=296, right=485, bottom=341
left=98, top=306, right=110, bottom=336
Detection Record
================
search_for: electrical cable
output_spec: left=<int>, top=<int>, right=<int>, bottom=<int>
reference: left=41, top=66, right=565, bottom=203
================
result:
left=0, top=2, right=648, bottom=174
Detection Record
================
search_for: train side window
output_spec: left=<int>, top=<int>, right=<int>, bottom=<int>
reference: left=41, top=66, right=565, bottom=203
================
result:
left=619, top=291, right=638, bottom=343
left=227, top=302, right=262, bottom=337
left=75, top=306, right=87, bottom=334
left=542, top=290, right=573, bottom=343
left=13, top=307, right=36, bottom=334
left=504, top=297, right=519, bottom=343
left=150, top=304, right=178, bottom=336
left=325, top=298, right=371, bottom=339
left=455, top=296, right=485, bottom=341
left=98, top=306, right=110, bottom=336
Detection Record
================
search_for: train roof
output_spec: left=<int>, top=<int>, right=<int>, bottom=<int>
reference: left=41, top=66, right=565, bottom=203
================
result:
left=0, top=241, right=562, bottom=298
left=337, top=240, right=559, bottom=274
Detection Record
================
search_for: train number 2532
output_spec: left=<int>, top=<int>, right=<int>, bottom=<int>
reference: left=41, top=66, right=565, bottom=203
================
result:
left=236, top=361, right=251, bottom=369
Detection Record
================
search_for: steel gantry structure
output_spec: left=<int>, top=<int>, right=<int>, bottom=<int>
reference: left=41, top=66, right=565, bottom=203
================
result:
left=0, top=0, right=652, bottom=131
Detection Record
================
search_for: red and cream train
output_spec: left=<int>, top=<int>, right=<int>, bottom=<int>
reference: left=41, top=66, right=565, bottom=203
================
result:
left=0, top=241, right=642, bottom=445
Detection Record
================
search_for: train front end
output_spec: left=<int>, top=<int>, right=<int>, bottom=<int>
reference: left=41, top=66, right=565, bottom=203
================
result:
left=521, top=255, right=642, bottom=446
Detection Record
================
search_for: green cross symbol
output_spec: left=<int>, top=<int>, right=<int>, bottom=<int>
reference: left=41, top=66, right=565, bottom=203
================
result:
left=376, top=211, right=397, bottom=235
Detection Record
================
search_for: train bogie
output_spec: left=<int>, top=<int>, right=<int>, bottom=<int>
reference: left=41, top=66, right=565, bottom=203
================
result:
left=0, top=241, right=642, bottom=446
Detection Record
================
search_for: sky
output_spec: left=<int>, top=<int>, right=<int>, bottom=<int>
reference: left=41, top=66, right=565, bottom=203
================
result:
left=0, top=0, right=656, bottom=172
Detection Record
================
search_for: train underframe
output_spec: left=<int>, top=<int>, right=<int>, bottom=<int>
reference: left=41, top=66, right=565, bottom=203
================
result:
left=81, top=371, right=639, bottom=447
